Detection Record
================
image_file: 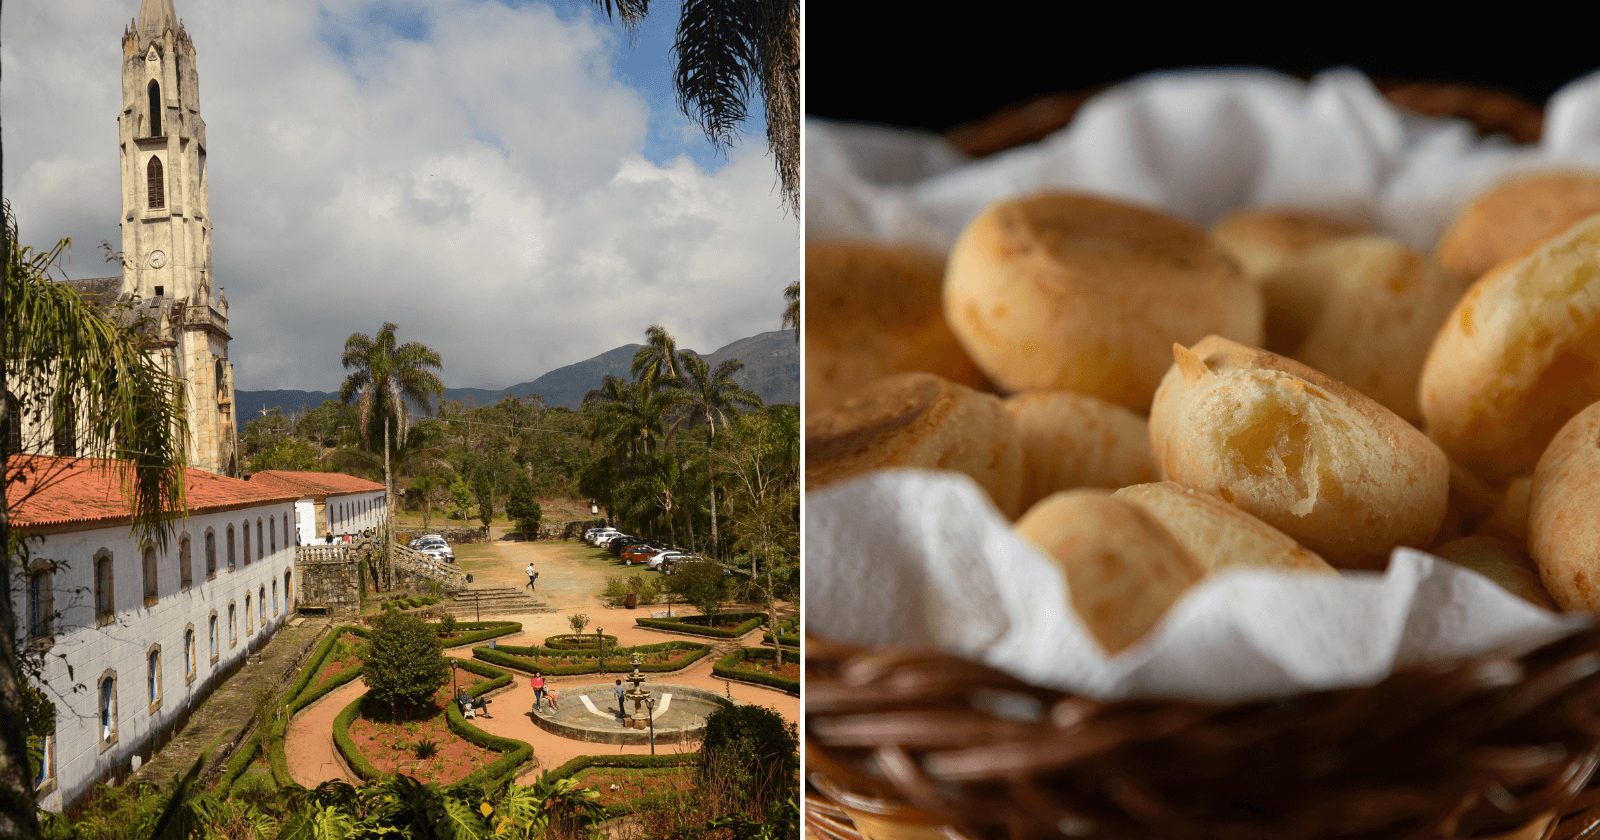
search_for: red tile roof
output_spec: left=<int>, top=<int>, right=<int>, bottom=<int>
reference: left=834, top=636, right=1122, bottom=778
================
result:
left=247, top=469, right=385, bottom=498
left=7, top=455, right=299, bottom=530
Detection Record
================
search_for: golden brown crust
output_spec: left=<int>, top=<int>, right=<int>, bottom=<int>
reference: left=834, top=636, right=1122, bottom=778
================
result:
left=1003, top=390, right=1155, bottom=511
left=944, top=193, right=1261, bottom=409
left=1433, top=535, right=1554, bottom=609
left=1437, top=171, right=1600, bottom=281
left=1114, top=481, right=1334, bottom=574
left=1419, top=214, right=1600, bottom=481
left=1149, top=336, right=1449, bottom=568
left=1015, top=490, right=1203, bottom=654
left=1529, top=401, right=1600, bottom=613
left=805, top=372, right=1024, bottom=517
left=1260, top=237, right=1472, bottom=424
left=1211, top=209, right=1368, bottom=279
left=805, top=242, right=989, bottom=410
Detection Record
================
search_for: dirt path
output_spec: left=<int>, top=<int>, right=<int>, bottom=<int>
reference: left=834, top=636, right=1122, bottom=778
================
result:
left=282, top=535, right=797, bottom=787
left=284, top=676, right=367, bottom=787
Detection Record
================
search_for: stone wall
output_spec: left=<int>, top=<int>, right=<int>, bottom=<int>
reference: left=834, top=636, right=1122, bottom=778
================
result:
left=294, top=546, right=361, bottom=615
left=397, top=526, right=488, bottom=545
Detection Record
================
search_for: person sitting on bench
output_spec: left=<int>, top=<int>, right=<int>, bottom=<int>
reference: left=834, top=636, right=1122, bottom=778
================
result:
left=457, top=689, right=491, bottom=718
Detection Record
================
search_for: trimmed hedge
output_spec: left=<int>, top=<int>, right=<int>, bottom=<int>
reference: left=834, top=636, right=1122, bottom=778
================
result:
left=635, top=611, right=765, bottom=639
left=332, top=657, right=533, bottom=787
left=712, top=647, right=799, bottom=695
left=473, top=640, right=711, bottom=676
left=544, top=751, right=698, bottom=781
left=762, top=629, right=799, bottom=648
left=433, top=620, right=520, bottom=648
left=331, top=695, right=383, bottom=781
left=443, top=662, right=535, bottom=788
left=222, top=625, right=370, bottom=792
left=542, top=633, right=618, bottom=650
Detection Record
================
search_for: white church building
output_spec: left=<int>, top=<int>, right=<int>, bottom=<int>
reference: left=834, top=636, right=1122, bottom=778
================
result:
left=8, top=0, right=391, bottom=812
left=13, top=457, right=300, bottom=811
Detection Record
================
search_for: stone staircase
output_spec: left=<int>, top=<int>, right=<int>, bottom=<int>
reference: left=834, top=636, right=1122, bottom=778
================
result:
left=447, top=585, right=548, bottom=617
left=390, top=541, right=468, bottom=591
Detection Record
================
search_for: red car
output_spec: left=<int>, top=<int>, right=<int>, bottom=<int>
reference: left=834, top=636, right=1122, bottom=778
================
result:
left=621, top=544, right=658, bottom=566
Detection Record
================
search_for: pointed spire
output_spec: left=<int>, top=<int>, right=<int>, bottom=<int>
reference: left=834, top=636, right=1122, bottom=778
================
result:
left=136, top=0, right=178, bottom=41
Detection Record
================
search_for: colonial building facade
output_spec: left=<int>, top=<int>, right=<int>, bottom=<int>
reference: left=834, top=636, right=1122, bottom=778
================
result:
left=15, top=457, right=299, bottom=811
left=249, top=470, right=387, bottom=544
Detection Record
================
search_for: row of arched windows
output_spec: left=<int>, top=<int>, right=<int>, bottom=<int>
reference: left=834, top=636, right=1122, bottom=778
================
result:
left=93, top=568, right=293, bottom=754
left=94, top=511, right=294, bottom=622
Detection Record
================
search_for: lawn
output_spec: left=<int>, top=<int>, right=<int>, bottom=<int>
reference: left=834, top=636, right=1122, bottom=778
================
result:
left=572, top=765, right=697, bottom=811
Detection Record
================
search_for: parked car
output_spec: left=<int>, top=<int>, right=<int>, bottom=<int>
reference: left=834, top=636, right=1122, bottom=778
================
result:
left=609, top=537, right=648, bottom=556
left=645, top=550, right=689, bottom=571
left=413, top=536, right=454, bottom=562
left=621, top=544, right=658, bottom=565
left=409, top=533, right=445, bottom=549
left=586, top=528, right=620, bottom=546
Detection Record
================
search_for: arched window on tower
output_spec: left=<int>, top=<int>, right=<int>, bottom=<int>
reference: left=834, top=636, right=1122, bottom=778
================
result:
left=148, top=80, right=162, bottom=137
left=147, top=157, right=165, bottom=210
left=52, top=398, right=76, bottom=457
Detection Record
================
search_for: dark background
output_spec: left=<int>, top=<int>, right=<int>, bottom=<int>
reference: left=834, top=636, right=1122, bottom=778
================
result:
left=805, top=16, right=1597, bottom=133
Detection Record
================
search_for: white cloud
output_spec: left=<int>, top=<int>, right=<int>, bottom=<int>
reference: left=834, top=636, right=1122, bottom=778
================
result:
left=3, top=0, right=797, bottom=390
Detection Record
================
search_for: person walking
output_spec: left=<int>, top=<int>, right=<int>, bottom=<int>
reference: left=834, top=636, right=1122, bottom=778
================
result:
left=613, top=678, right=626, bottom=723
left=525, top=562, right=538, bottom=591
left=530, top=672, right=547, bottom=711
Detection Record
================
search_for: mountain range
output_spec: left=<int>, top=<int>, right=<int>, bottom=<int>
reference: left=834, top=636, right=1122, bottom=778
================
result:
left=236, top=329, right=797, bottom=427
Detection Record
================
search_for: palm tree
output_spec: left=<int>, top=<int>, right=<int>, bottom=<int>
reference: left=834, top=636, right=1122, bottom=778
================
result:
left=3, top=202, right=189, bottom=836
left=782, top=281, right=799, bottom=341
left=677, top=352, right=761, bottom=558
left=631, top=323, right=682, bottom=391
left=339, top=323, right=444, bottom=588
left=592, top=0, right=800, bottom=214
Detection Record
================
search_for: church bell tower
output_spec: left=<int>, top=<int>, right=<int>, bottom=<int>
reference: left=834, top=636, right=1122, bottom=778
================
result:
left=119, top=0, right=238, bottom=475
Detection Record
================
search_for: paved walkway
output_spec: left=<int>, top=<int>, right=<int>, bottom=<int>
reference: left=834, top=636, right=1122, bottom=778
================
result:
left=134, top=616, right=331, bottom=786
left=281, top=536, right=797, bottom=786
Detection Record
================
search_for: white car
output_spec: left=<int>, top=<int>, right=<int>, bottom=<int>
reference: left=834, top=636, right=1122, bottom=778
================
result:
left=413, top=537, right=454, bottom=562
left=587, top=528, right=620, bottom=546
left=409, top=533, right=445, bottom=549
left=645, top=550, right=687, bottom=571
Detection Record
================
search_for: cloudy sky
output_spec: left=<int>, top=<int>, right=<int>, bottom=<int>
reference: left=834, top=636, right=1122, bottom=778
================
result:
left=4, top=0, right=798, bottom=390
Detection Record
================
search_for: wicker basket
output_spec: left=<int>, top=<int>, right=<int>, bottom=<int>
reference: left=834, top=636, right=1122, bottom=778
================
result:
left=804, top=82, right=1598, bottom=840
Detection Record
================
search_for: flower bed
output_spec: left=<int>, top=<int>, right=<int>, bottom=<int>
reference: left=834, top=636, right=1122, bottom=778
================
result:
left=432, top=620, right=521, bottom=648
left=543, top=633, right=619, bottom=650
left=635, top=611, right=766, bottom=640
left=334, top=662, right=531, bottom=786
left=712, top=647, right=799, bottom=695
left=313, top=631, right=369, bottom=689
left=574, top=765, right=697, bottom=813
left=473, top=640, right=711, bottom=676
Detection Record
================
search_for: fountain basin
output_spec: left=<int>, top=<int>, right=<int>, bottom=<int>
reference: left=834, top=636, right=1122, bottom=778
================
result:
left=530, top=683, right=735, bottom=745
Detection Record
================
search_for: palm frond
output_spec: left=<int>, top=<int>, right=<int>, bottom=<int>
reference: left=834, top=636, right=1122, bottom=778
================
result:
left=673, top=0, right=757, bottom=151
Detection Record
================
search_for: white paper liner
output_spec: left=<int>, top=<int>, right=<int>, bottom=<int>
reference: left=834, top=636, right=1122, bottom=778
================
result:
left=807, top=471, right=1586, bottom=703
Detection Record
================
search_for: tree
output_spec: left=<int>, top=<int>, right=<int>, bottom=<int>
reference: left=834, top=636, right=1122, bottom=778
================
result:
left=677, top=352, right=761, bottom=558
left=782, top=280, right=798, bottom=341
left=339, top=323, right=444, bottom=589
left=2, top=203, right=190, bottom=836
left=667, top=560, right=726, bottom=618
left=447, top=475, right=472, bottom=517
left=592, top=0, right=799, bottom=214
left=408, top=472, right=447, bottom=529
left=699, top=705, right=799, bottom=820
left=505, top=473, right=542, bottom=540
left=362, top=611, right=447, bottom=718
left=717, top=407, right=799, bottom=664
left=630, top=323, right=681, bottom=391
left=473, top=469, right=494, bottom=532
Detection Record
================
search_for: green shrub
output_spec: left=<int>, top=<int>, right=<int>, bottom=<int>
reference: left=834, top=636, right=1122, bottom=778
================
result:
left=364, top=611, right=448, bottom=717
left=544, top=752, right=698, bottom=780
left=332, top=696, right=383, bottom=781
left=701, top=705, right=799, bottom=814
left=636, top=611, right=765, bottom=639
left=439, top=615, right=457, bottom=637
left=414, top=738, right=439, bottom=759
left=666, top=561, right=727, bottom=617
left=713, top=647, right=799, bottom=694
left=602, top=576, right=630, bottom=607
left=543, top=633, right=617, bottom=650
left=473, top=640, right=710, bottom=676
left=431, top=619, right=520, bottom=648
left=568, top=613, right=590, bottom=635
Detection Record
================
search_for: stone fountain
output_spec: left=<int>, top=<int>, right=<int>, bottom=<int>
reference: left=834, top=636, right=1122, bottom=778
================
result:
left=623, top=652, right=651, bottom=729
